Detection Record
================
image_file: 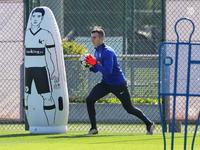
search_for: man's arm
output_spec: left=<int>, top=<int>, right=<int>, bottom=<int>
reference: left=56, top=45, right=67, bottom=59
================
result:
left=94, top=51, right=113, bottom=75
left=89, top=67, right=98, bottom=73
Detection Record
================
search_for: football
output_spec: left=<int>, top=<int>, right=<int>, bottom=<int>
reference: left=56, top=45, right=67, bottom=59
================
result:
left=80, top=53, right=93, bottom=69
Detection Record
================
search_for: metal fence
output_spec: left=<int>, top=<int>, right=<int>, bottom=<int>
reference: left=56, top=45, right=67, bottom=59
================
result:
left=0, top=0, right=199, bottom=134
left=0, top=0, right=25, bottom=130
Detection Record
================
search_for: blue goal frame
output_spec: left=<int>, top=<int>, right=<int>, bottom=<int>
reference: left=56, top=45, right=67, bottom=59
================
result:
left=158, top=18, right=200, bottom=150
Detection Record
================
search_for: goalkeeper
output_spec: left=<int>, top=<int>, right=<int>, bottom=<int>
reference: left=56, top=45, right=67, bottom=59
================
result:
left=85, top=29, right=155, bottom=135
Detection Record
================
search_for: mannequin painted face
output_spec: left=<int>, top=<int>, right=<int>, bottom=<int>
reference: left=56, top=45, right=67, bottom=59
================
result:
left=31, top=12, right=43, bottom=26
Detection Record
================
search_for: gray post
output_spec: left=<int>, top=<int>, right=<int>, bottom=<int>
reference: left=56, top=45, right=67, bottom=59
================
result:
left=169, top=121, right=181, bottom=133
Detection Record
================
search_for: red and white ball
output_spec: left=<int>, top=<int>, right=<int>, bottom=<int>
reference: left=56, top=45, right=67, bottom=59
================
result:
left=80, top=53, right=92, bottom=69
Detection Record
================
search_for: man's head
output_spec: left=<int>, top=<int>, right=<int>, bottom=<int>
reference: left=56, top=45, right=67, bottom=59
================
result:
left=91, top=29, right=105, bottom=47
left=31, top=8, right=45, bottom=26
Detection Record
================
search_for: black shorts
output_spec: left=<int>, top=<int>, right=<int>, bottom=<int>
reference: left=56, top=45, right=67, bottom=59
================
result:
left=25, top=67, right=51, bottom=94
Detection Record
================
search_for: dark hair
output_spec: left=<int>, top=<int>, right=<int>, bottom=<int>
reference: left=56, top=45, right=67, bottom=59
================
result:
left=91, top=29, right=105, bottom=38
left=32, top=8, right=45, bottom=16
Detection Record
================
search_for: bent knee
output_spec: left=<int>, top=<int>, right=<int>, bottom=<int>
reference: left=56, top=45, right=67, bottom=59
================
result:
left=125, top=106, right=137, bottom=115
left=126, top=109, right=133, bottom=114
left=86, top=96, right=93, bottom=104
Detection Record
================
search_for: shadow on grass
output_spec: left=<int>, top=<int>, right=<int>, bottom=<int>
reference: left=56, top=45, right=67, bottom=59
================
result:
left=0, top=133, right=42, bottom=138
left=47, top=133, right=197, bottom=140
left=47, top=134, right=125, bottom=139
left=0, top=132, right=198, bottom=141
left=0, top=133, right=123, bottom=139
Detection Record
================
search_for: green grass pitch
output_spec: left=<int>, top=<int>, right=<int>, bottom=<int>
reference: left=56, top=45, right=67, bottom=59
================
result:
left=0, top=131, right=200, bottom=150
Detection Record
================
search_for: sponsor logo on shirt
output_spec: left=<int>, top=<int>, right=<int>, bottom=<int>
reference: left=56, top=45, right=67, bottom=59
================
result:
left=39, top=39, right=44, bottom=44
left=26, top=48, right=45, bottom=56
left=97, top=61, right=102, bottom=66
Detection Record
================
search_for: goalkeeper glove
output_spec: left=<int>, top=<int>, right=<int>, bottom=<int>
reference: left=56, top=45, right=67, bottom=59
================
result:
left=85, top=54, right=97, bottom=66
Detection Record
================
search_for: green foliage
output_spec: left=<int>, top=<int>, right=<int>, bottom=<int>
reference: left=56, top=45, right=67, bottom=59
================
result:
left=69, top=98, right=86, bottom=103
left=131, top=98, right=161, bottom=104
left=69, top=97, right=161, bottom=104
left=62, top=39, right=88, bottom=60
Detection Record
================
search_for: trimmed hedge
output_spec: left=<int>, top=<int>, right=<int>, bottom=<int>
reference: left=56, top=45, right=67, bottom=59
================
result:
left=62, top=40, right=88, bottom=60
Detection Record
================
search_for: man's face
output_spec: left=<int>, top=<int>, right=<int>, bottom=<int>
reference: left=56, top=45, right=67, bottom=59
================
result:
left=91, top=32, right=103, bottom=47
left=31, top=12, right=43, bottom=26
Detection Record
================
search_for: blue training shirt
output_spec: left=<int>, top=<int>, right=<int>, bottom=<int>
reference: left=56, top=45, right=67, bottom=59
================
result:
left=89, top=43, right=126, bottom=86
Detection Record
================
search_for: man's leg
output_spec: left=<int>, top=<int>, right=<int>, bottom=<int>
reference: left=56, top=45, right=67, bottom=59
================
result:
left=86, top=81, right=109, bottom=134
left=111, top=81, right=155, bottom=134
